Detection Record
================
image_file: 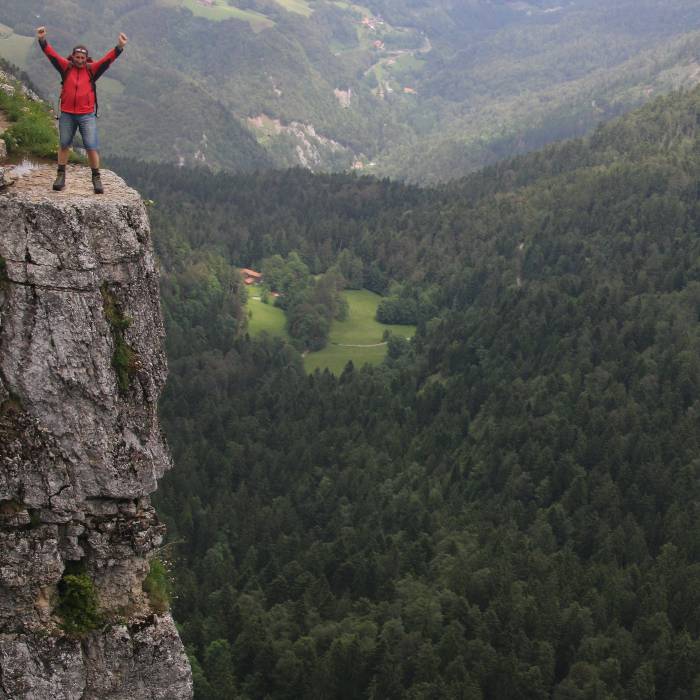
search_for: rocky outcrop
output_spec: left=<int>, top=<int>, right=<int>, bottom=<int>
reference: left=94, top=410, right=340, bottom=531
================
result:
left=0, top=166, right=14, bottom=188
left=0, top=165, right=192, bottom=699
left=247, top=113, right=358, bottom=170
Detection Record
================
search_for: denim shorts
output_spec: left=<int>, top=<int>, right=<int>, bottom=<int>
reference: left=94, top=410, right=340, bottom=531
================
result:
left=59, top=111, right=99, bottom=150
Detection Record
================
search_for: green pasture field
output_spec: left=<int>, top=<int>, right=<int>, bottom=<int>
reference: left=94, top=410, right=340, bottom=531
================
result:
left=246, top=295, right=289, bottom=338
left=246, top=290, right=414, bottom=374
left=304, top=289, right=415, bottom=374
left=0, top=24, right=34, bottom=71
left=275, top=0, right=314, bottom=17
left=159, top=0, right=274, bottom=31
left=304, top=343, right=388, bottom=374
left=387, top=53, right=425, bottom=76
left=331, top=289, right=413, bottom=344
left=98, top=77, right=126, bottom=99
left=331, top=1, right=372, bottom=15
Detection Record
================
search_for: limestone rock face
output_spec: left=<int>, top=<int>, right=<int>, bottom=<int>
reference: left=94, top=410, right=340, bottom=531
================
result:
left=0, top=165, right=192, bottom=699
left=0, top=166, right=14, bottom=188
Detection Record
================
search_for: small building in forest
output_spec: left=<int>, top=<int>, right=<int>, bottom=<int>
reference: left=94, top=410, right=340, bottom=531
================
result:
left=241, top=268, right=263, bottom=286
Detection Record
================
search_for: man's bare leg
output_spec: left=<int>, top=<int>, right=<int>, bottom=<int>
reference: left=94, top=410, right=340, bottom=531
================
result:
left=87, top=149, right=100, bottom=169
left=58, top=146, right=71, bottom=166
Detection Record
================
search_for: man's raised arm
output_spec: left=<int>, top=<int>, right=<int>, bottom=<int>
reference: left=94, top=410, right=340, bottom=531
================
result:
left=36, top=26, right=69, bottom=74
left=90, top=33, right=128, bottom=80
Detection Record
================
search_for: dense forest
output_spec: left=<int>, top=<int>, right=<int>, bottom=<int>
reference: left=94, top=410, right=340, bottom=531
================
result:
left=110, top=85, right=700, bottom=698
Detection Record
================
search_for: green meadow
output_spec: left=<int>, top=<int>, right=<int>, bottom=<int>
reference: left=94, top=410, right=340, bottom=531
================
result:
left=0, top=24, right=34, bottom=70
left=98, top=77, right=126, bottom=99
left=246, top=295, right=289, bottom=338
left=305, top=289, right=415, bottom=374
left=159, top=0, right=274, bottom=31
left=275, top=0, right=314, bottom=17
left=160, top=0, right=315, bottom=26
left=245, top=289, right=415, bottom=374
left=387, top=53, right=426, bottom=77
left=304, top=343, right=388, bottom=374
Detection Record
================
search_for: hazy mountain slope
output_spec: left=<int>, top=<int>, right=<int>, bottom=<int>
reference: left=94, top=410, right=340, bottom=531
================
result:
left=2, top=0, right=700, bottom=179
left=380, top=30, right=700, bottom=182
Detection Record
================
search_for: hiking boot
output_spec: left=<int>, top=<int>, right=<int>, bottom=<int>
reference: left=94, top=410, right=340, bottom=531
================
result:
left=92, top=172, right=104, bottom=194
left=53, top=170, right=65, bottom=191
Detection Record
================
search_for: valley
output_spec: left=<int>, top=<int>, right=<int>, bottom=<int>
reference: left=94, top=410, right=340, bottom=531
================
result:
left=3, top=6, right=700, bottom=699
left=3, top=1, right=700, bottom=180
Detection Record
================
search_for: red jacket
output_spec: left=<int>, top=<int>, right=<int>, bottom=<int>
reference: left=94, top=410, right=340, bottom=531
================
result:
left=40, top=39, right=122, bottom=114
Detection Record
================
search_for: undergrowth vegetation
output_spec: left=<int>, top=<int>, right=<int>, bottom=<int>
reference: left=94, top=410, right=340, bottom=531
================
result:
left=0, top=70, right=57, bottom=158
left=57, top=572, right=102, bottom=637
left=101, top=283, right=137, bottom=394
left=143, top=558, right=172, bottom=614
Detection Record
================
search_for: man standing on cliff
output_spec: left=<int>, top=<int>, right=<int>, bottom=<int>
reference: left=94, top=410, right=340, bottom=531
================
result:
left=36, top=27, right=127, bottom=194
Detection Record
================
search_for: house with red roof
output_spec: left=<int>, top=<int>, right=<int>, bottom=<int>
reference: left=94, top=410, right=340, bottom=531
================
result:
left=241, top=268, right=263, bottom=286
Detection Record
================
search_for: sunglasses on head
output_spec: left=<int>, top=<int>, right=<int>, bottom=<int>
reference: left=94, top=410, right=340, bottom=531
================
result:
left=73, top=49, right=87, bottom=56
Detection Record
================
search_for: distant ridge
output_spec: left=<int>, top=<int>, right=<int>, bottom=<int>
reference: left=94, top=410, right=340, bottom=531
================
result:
left=1, top=0, right=700, bottom=179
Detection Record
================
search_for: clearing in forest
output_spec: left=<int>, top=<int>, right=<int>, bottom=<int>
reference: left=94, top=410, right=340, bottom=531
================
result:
left=246, top=290, right=415, bottom=374
left=305, top=289, right=415, bottom=374
left=275, top=0, right=314, bottom=17
left=246, top=296, right=289, bottom=338
left=158, top=0, right=275, bottom=30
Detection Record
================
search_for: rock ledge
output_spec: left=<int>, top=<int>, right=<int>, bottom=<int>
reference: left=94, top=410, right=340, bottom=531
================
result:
left=0, top=165, right=192, bottom=699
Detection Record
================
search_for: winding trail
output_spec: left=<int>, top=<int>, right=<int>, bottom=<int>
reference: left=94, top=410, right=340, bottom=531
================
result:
left=516, top=241, right=525, bottom=288
left=333, top=341, right=387, bottom=348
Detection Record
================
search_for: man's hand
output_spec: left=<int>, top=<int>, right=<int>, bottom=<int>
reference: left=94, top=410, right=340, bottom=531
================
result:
left=36, top=26, right=47, bottom=41
left=118, top=32, right=128, bottom=49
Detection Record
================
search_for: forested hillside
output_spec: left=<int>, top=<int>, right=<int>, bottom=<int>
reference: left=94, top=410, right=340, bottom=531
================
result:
left=112, top=86, right=700, bottom=698
left=2, top=0, right=700, bottom=180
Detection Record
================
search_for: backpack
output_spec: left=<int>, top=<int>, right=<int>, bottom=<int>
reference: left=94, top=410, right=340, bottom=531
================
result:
left=56, top=57, right=99, bottom=119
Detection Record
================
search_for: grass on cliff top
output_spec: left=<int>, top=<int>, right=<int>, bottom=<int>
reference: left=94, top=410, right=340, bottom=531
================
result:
left=0, top=74, right=58, bottom=159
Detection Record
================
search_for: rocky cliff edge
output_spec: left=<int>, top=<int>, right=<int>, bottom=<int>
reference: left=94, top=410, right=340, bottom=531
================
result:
left=0, top=165, right=193, bottom=699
